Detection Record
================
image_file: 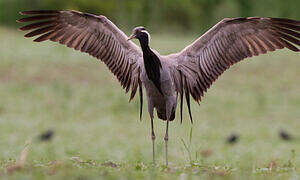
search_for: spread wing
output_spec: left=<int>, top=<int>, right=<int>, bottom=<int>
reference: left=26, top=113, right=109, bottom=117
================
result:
left=18, top=10, right=143, bottom=101
left=167, top=17, right=300, bottom=123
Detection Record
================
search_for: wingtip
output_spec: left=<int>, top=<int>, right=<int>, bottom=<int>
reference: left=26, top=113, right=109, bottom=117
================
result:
left=19, top=11, right=36, bottom=15
left=19, top=11, right=27, bottom=15
left=18, top=27, right=25, bottom=31
left=24, top=34, right=32, bottom=38
left=18, top=25, right=28, bottom=31
left=16, top=18, right=27, bottom=23
left=270, top=17, right=300, bottom=25
left=33, top=39, right=41, bottom=42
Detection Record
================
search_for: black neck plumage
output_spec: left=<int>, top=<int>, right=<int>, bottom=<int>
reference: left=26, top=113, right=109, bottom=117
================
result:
left=138, top=36, right=163, bottom=94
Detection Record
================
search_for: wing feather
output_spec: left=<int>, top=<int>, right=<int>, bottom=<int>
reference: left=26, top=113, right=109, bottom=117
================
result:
left=18, top=10, right=143, bottom=101
left=167, top=17, right=299, bottom=107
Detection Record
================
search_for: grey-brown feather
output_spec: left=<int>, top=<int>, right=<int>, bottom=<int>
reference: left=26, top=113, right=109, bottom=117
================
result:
left=18, top=10, right=143, bottom=102
left=168, top=17, right=300, bottom=107
left=18, top=11, right=300, bottom=123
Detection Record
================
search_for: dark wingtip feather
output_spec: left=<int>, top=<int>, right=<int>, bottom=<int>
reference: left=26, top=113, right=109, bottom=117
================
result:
left=19, top=21, right=56, bottom=31
left=185, top=88, right=193, bottom=124
left=138, top=80, right=143, bottom=121
left=179, top=71, right=184, bottom=124
left=280, top=37, right=300, bottom=51
left=180, top=92, right=183, bottom=124
left=18, top=27, right=24, bottom=31
left=33, top=38, right=45, bottom=42
left=32, top=30, right=55, bottom=42
left=129, top=83, right=138, bottom=103
left=128, top=96, right=134, bottom=102
left=17, top=15, right=57, bottom=23
left=24, top=25, right=55, bottom=38
left=270, top=17, right=300, bottom=25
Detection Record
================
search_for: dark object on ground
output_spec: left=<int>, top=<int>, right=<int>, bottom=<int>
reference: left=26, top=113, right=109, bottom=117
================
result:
left=102, top=161, right=118, bottom=168
left=227, top=134, right=239, bottom=144
left=279, top=130, right=292, bottom=141
left=39, top=130, right=54, bottom=142
left=18, top=10, right=300, bottom=167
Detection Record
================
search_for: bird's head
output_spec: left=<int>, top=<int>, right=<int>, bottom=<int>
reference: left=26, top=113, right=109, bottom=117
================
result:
left=127, top=26, right=150, bottom=43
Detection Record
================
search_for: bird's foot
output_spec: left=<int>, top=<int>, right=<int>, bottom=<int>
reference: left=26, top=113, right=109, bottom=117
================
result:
left=151, top=134, right=156, bottom=165
left=164, top=136, right=168, bottom=167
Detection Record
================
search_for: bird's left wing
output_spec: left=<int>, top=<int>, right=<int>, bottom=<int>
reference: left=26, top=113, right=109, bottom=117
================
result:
left=18, top=10, right=143, bottom=101
left=166, top=17, right=300, bottom=123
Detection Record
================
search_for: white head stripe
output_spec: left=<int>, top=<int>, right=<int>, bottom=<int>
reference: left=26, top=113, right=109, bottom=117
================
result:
left=141, top=30, right=151, bottom=42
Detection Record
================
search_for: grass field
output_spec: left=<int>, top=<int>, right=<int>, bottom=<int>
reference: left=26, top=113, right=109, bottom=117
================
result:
left=0, top=26, right=299, bottom=179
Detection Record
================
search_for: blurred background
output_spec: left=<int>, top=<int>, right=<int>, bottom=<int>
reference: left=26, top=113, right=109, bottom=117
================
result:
left=0, top=0, right=299, bottom=179
left=1, top=0, right=300, bottom=31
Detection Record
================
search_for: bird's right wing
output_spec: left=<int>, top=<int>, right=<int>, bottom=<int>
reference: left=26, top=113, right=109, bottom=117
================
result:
left=18, top=10, right=143, bottom=101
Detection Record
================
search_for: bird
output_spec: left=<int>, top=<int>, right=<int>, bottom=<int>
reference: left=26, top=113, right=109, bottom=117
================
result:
left=38, top=129, right=54, bottom=142
left=226, top=133, right=239, bottom=144
left=17, top=10, right=300, bottom=167
left=279, top=130, right=292, bottom=141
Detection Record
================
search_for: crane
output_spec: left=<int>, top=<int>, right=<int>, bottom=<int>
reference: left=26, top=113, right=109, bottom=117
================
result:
left=18, top=10, right=300, bottom=167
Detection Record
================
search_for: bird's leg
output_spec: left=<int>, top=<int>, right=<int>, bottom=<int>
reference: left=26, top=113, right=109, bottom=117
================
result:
left=150, top=115, right=156, bottom=164
left=164, top=98, right=174, bottom=168
left=147, top=101, right=155, bottom=165
left=164, top=118, right=169, bottom=167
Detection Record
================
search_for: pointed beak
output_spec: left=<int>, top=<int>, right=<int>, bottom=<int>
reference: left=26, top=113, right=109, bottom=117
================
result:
left=127, top=34, right=136, bottom=41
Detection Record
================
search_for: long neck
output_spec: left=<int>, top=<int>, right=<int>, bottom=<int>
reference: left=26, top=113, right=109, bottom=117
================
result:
left=137, top=36, right=158, bottom=64
left=137, top=36, right=163, bottom=94
left=139, top=36, right=150, bottom=53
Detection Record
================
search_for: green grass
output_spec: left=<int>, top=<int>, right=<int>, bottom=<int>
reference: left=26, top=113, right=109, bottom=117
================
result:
left=0, top=26, right=299, bottom=179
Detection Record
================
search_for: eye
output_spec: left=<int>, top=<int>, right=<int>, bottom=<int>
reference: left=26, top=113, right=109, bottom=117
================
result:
left=141, top=27, right=146, bottom=31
